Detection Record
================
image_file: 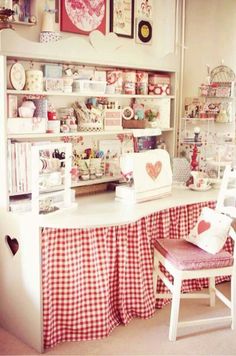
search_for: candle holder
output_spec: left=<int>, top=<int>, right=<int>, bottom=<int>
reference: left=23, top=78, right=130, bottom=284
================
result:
left=0, top=7, right=14, bottom=30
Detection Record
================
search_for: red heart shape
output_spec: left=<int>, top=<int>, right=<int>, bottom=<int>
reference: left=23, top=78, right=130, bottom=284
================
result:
left=197, top=220, right=211, bottom=234
left=146, top=161, right=162, bottom=181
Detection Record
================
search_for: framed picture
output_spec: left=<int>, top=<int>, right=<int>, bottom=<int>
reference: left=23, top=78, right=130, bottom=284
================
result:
left=136, top=18, right=153, bottom=45
left=12, top=0, right=30, bottom=22
left=110, top=0, right=134, bottom=38
left=136, top=0, right=153, bottom=19
left=60, top=0, right=106, bottom=35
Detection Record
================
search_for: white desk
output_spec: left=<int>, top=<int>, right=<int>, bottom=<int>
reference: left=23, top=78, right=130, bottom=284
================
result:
left=38, top=186, right=218, bottom=228
left=0, top=186, right=219, bottom=352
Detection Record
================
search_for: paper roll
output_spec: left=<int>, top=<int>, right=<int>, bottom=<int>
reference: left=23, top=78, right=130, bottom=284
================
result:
left=41, top=11, right=55, bottom=32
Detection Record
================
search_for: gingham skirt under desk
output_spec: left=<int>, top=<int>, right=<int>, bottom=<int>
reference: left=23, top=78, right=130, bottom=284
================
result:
left=41, top=200, right=232, bottom=349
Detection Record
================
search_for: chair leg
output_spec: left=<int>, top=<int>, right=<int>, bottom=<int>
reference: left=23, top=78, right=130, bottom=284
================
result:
left=169, top=274, right=182, bottom=341
left=231, top=275, right=236, bottom=330
left=209, top=277, right=215, bottom=307
left=153, top=251, right=159, bottom=298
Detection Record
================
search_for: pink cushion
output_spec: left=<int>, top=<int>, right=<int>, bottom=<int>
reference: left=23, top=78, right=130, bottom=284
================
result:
left=154, top=239, right=233, bottom=271
left=184, top=207, right=232, bottom=254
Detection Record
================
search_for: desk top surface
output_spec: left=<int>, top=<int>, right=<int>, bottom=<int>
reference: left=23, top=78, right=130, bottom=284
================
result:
left=37, top=185, right=218, bottom=229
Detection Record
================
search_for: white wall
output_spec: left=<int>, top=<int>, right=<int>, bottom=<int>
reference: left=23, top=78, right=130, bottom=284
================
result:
left=13, top=0, right=180, bottom=66
left=183, top=0, right=236, bottom=100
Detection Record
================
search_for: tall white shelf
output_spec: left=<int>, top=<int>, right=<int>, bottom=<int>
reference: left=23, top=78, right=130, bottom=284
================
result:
left=179, top=91, right=236, bottom=180
left=0, top=29, right=179, bottom=352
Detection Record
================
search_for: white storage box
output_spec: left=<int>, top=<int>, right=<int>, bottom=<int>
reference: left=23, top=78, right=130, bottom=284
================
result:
left=8, top=117, right=47, bottom=134
left=73, top=80, right=106, bottom=95
left=156, top=97, right=171, bottom=129
left=104, top=109, right=122, bottom=131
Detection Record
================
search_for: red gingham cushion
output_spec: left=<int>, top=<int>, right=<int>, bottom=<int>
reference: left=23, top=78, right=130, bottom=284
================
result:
left=154, top=239, right=233, bottom=270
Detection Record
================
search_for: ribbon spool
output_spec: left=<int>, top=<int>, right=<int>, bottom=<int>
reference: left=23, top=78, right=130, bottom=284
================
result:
left=122, top=107, right=134, bottom=120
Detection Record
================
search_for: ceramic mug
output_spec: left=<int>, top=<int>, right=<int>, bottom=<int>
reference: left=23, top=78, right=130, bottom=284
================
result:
left=191, top=171, right=209, bottom=189
left=194, top=177, right=210, bottom=189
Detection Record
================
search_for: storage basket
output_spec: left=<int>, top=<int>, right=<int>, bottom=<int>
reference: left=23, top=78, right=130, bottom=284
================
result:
left=73, top=80, right=107, bottom=95
left=78, top=122, right=103, bottom=132
left=122, top=119, right=148, bottom=129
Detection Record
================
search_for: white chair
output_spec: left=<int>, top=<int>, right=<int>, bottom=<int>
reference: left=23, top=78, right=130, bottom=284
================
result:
left=153, top=165, right=236, bottom=341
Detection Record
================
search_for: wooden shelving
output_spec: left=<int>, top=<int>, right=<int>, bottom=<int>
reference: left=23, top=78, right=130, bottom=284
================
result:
left=10, top=21, right=35, bottom=27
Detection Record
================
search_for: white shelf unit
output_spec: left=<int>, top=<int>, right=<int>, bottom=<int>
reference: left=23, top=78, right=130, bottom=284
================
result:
left=3, top=62, right=177, bottom=209
left=31, top=142, right=73, bottom=214
left=180, top=117, right=215, bottom=146
left=10, top=21, right=36, bottom=26
left=179, top=93, right=236, bottom=178
left=7, top=89, right=175, bottom=99
left=0, top=29, right=179, bottom=353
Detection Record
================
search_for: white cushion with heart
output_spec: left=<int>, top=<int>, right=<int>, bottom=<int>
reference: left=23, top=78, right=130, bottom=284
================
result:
left=185, top=207, right=232, bottom=254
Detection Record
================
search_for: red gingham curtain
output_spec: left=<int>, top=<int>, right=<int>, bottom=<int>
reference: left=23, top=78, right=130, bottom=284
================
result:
left=42, top=200, right=231, bottom=349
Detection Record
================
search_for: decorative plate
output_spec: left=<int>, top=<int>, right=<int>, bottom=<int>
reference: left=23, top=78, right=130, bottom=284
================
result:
left=9, top=63, right=26, bottom=90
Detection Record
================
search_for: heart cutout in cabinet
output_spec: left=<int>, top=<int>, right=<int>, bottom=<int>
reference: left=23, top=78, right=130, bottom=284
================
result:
left=6, top=235, right=19, bottom=256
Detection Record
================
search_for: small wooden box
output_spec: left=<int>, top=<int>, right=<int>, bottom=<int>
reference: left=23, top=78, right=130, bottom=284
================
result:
left=122, top=119, right=148, bottom=129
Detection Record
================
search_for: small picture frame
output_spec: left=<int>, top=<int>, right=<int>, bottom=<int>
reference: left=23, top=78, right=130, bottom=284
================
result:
left=110, top=0, right=134, bottom=38
left=12, top=0, right=31, bottom=22
left=136, top=18, right=153, bottom=45
left=136, top=0, right=153, bottom=19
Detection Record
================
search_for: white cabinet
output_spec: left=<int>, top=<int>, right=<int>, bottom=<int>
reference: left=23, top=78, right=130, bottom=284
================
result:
left=0, top=30, right=178, bottom=213
left=0, top=28, right=180, bottom=353
left=31, top=142, right=73, bottom=214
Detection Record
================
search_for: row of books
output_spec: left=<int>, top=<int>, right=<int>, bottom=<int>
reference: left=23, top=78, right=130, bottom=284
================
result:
left=7, top=141, right=32, bottom=195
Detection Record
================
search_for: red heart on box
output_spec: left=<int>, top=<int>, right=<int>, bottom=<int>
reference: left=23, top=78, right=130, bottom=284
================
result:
left=197, top=220, right=211, bottom=234
left=146, top=161, right=162, bottom=181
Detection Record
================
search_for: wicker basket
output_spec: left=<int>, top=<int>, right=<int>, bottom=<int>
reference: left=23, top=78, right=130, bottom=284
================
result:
left=78, top=122, right=103, bottom=132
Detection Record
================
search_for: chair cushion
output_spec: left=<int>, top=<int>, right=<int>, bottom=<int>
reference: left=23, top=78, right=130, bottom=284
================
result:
left=154, top=239, right=233, bottom=271
left=184, top=207, right=232, bottom=254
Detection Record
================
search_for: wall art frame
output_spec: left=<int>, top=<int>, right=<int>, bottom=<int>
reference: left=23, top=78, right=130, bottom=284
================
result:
left=12, top=0, right=31, bottom=22
left=60, top=0, right=106, bottom=35
left=110, top=0, right=134, bottom=38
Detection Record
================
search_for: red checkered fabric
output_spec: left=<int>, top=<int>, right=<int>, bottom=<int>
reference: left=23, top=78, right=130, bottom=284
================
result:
left=42, top=200, right=232, bottom=349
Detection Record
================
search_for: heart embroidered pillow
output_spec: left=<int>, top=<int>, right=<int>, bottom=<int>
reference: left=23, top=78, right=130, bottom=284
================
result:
left=184, top=207, right=232, bottom=254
